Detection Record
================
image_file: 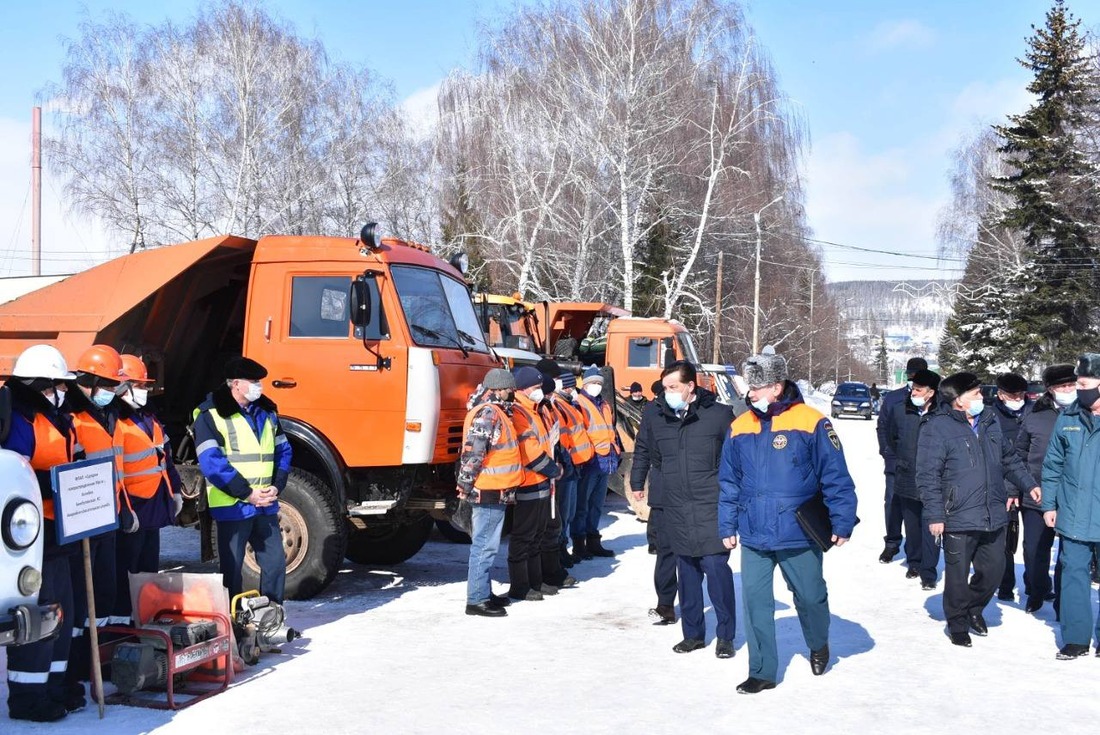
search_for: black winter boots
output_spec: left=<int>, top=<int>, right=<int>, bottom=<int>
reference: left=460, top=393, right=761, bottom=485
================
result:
left=586, top=534, right=615, bottom=558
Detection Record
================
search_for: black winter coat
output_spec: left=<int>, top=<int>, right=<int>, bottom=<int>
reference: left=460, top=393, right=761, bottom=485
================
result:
left=630, top=387, right=733, bottom=557
left=885, top=395, right=936, bottom=501
left=992, top=398, right=1032, bottom=492
left=876, top=385, right=910, bottom=473
left=916, top=405, right=1037, bottom=532
left=631, top=399, right=666, bottom=508
left=1014, top=395, right=1060, bottom=511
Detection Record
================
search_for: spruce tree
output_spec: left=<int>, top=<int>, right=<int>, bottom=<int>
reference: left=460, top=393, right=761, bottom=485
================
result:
left=993, top=0, right=1100, bottom=366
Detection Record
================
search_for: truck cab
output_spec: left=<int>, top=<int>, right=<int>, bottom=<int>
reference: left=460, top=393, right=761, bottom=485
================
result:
left=1, top=448, right=62, bottom=647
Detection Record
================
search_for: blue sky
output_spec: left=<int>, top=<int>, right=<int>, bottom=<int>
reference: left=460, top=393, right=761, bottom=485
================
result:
left=0, top=0, right=1097, bottom=281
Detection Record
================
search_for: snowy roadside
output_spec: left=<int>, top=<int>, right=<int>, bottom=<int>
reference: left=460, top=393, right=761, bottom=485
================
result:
left=3, top=417, right=1097, bottom=734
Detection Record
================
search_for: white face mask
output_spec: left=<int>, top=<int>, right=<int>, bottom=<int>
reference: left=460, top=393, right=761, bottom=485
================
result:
left=1054, top=390, right=1076, bottom=407
left=584, top=384, right=602, bottom=397
left=554, top=378, right=564, bottom=393
left=127, top=387, right=149, bottom=408
left=1003, top=399, right=1025, bottom=412
left=48, top=388, right=65, bottom=408
left=529, top=388, right=545, bottom=403
left=751, top=397, right=770, bottom=413
left=244, top=381, right=263, bottom=402
left=911, top=395, right=927, bottom=408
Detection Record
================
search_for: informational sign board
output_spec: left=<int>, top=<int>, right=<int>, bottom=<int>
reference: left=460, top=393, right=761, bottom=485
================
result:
left=51, top=457, right=118, bottom=545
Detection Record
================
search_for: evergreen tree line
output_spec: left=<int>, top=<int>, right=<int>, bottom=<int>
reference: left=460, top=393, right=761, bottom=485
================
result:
left=939, top=0, right=1100, bottom=379
left=45, top=0, right=858, bottom=378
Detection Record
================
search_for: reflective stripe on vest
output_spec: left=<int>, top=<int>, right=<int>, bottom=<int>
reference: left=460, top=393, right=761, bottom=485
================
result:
left=576, top=394, right=615, bottom=456
left=462, top=403, right=523, bottom=490
left=553, top=398, right=594, bottom=465
left=204, top=409, right=276, bottom=508
left=511, top=400, right=554, bottom=486
left=118, top=416, right=171, bottom=500
left=30, top=413, right=76, bottom=520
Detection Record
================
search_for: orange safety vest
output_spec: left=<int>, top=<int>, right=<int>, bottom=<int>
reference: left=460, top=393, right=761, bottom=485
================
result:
left=553, top=397, right=594, bottom=465
left=118, top=416, right=171, bottom=500
left=70, top=410, right=134, bottom=519
left=29, top=413, right=76, bottom=520
left=512, top=395, right=554, bottom=487
left=462, top=403, right=524, bottom=491
left=576, top=393, right=616, bottom=457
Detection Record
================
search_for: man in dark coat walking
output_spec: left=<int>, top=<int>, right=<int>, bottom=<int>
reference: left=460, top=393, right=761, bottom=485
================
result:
left=876, top=356, right=928, bottom=563
left=916, top=372, right=1039, bottom=647
left=991, top=372, right=1033, bottom=602
left=633, top=379, right=678, bottom=625
left=719, top=349, right=857, bottom=694
left=631, top=361, right=735, bottom=657
left=885, top=368, right=941, bottom=589
left=1015, top=364, right=1076, bottom=614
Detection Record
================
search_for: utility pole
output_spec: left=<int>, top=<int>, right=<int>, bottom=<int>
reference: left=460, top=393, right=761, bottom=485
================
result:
left=712, top=251, right=723, bottom=364
left=752, top=195, right=783, bottom=354
left=31, top=106, right=41, bottom=277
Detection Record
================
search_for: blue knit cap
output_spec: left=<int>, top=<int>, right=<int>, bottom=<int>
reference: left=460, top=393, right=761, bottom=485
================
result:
left=559, top=372, right=577, bottom=389
left=582, top=365, right=603, bottom=385
left=512, top=365, right=543, bottom=390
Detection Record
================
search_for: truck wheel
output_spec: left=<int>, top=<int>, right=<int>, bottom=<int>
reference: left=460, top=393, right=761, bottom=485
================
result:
left=239, top=468, right=348, bottom=600
left=434, top=519, right=472, bottom=544
left=345, top=516, right=434, bottom=565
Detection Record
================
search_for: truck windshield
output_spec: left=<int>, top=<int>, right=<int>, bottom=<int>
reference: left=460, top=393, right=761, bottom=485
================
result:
left=391, top=266, right=490, bottom=353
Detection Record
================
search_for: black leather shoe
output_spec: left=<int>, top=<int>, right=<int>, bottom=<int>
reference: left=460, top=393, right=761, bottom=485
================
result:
left=810, top=645, right=829, bottom=675
left=672, top=638, right=706, bottom=653
left=648, top=543, right=657, bottom=555
left=488, top=594, right=511, bottom=608
left=968, top=613, right=988, bottom=636
left=715, top=639, right=735, bottom=659
left=649, top=605, right=677, bottom=625
left=878, top=546, right=898, bottom=564
left=1025, top=596, right=1043, bottom=614
left=9, top=698, right=67, bottom=723
left=950, top=631, right=972, bottom=647
left=921, top=581, right=937, bottom=591
left=1056, top=643, right=1089, bottom=660
left=996, top=589, right=1015, bottom=602
left=736, top=677, right=777, bottom=694
left=59, top=682, right=86, bottom=713
left=466, top=602, right=507, bottom=617
left=905, top=568, right=919, bottom=579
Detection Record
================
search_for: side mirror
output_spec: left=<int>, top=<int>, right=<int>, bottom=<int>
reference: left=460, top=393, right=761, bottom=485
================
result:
left=350, top=273, right=374, bottom=327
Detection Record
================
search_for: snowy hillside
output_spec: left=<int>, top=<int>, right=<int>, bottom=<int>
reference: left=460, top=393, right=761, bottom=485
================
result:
left=2, top=416, right=1093, bottom=734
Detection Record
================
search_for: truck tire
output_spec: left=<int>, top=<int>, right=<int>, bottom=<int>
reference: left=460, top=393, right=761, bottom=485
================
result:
left=238, top=468, right=347, bottom=601
left=345, top=516, right=434, bottom=565
left=434, top=519, right=472, bottom=544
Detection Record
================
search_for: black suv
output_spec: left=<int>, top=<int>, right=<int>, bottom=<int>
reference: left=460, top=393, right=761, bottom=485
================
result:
left=831, top=382, right=873, bottom=420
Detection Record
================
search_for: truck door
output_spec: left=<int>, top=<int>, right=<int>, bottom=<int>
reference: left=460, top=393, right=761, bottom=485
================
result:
left=244, top=265, right=407, bottom=468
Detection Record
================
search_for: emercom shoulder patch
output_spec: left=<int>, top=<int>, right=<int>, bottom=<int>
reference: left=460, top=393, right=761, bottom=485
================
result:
left=824, top=421, right=841, bottom=451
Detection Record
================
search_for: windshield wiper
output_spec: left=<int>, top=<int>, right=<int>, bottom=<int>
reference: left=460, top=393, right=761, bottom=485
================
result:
left=411, top=323, right=469, bottom=358
left=456, top=328, right=482, bottom=347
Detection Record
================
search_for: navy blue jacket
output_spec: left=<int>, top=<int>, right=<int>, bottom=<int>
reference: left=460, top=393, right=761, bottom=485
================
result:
left=1041, top=401, right=1100, bottom=542
left=631, top=388, right=732, bottom=557
left=916, top=405, right=1036, bottom=532
left=876, top=385, right=911, bottom=473
left=885, top=394, right=937, bottom=501
left=991, top=398, right=1032, bottom=492
left=1014, top=395, right=1060, bottom=511
left=719, top=382, right=858, bottom=551
left=630, top=398, right=666, bottom=508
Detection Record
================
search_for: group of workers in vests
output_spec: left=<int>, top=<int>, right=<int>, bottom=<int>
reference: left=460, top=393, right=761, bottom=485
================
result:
left=457, top=361, right=620, bottom=615
left=2, top=345, right=287, bottom=723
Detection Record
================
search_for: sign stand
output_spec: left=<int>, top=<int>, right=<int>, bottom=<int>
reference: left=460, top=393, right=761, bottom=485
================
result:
left=83, top=538, right=105, bottom=719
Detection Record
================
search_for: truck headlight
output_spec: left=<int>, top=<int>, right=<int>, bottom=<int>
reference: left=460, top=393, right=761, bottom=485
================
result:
left=3, top=498, right=41, bottom=550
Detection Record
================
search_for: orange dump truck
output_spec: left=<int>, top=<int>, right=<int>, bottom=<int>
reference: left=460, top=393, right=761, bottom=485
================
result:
left=0, top=226, right=498, bottom=599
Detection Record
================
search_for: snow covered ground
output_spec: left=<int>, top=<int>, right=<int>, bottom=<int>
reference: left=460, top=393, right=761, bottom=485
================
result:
left=4, top=414, right=1098, bottom=734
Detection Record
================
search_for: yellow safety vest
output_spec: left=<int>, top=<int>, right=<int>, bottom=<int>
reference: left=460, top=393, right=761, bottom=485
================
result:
left=203, top=410, right=276, bottom=508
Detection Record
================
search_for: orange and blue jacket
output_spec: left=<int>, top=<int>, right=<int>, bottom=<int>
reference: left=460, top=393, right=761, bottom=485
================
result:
left=718, top=382, right=857, bottom=550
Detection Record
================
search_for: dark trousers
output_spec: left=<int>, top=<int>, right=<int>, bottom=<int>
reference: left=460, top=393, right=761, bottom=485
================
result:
left=999, top=509, right=1020, bottom=595
left=676, top=552, right=735, bottom=641
left=898, top=496, right=939, bottom=584
left=942, top=527, right=1006, bottom=634
left=507, top=489, right=550, bottom=594
left=649, top=507, right=677, bottom=607
left=539, top=491, right=566, bottom=584
left=217, top=513, right=286, bottom=603
left=1020, top=507, right=1055, bottom=601
left=883, top=472, right=903, bottom=548
left=742, top=545, right=829, bottom=682
left=66, top=532, right=116, bottom=685
left=114, top=527, right=161, bottom=621
left=6, top=553, right=74, bottom=713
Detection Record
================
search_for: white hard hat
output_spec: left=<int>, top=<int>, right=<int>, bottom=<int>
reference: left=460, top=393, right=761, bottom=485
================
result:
left=12, top=344, right=76, bottom=380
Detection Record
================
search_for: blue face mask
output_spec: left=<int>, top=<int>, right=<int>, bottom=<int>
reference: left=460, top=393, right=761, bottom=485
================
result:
left=966, top=398, right=984, bottom=417
left=665, top=391, right=686, bottom=411
left=92, top=387, right=115, bottom=408
left=751, top=397, right=770, bottom=413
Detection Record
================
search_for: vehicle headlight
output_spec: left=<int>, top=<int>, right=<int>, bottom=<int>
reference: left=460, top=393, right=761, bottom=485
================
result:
left=831, top=401, right=841, bottom=406
left=3, top=498, right=41, bottom=550
left=860, top=402, right=871, bottom=407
